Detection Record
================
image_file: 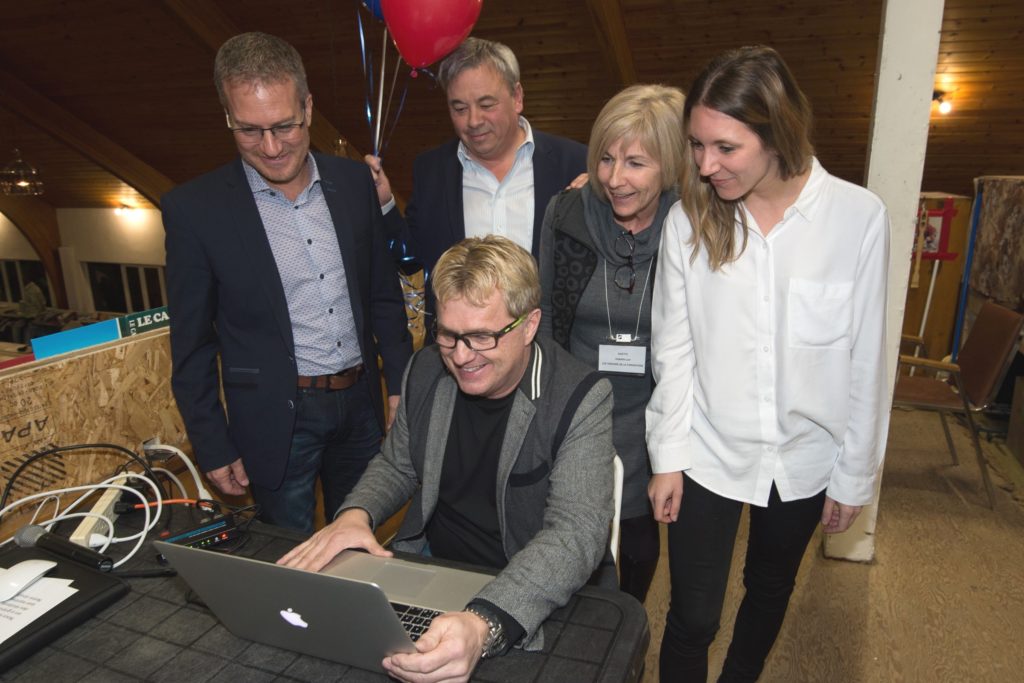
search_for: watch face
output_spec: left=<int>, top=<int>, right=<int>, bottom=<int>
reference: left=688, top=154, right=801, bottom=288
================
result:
left=469, top=605, right=506, bottom=658
left=484, top=629, right=507, bottom=658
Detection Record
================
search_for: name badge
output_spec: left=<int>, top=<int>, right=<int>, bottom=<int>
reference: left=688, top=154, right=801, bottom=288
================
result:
left=598, top=344, right=646, bottom=376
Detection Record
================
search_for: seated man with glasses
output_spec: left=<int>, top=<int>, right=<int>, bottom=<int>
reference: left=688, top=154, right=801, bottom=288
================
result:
left=281, top=235, right=615, bottom=682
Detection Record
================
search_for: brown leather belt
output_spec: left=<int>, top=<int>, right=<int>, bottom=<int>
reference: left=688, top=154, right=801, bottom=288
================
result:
left=296, top=364, right=363, bottom=391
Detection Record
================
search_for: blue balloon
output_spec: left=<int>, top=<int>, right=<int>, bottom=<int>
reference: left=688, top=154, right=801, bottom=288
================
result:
left=362, top=0, right=385, bottom=21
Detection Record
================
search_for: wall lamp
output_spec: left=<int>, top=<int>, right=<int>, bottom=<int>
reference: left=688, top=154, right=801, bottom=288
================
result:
left=933, top=90, right=952, bottom=115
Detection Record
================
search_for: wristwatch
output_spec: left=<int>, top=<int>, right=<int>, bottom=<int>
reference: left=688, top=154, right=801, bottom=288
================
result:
left=466, top=604, right=508, bottom=658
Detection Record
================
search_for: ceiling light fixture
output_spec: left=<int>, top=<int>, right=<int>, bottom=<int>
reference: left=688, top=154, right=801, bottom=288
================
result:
left=0, top=148, right=44, bottom=196
left=933, top=90, right=952, bottom=115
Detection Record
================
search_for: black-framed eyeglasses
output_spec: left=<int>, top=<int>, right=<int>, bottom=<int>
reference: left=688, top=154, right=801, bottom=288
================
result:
left=433, top=314, right=527, bottom=351
left=226, top=110, right=307, bottom=142
left=613, top=231, right=636, bottom=294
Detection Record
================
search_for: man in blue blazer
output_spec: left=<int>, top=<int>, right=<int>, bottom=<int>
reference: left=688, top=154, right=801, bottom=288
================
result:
left=367, top=38, right=586, bottom=312
left=163, top=33, right=411, bottom=532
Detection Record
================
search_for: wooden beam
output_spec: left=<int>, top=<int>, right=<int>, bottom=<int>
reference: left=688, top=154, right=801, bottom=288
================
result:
left=585, top=0, right=637, bottom=87
left=0, top=68, right=175, bottom=208
left=0, top=196, right=67, bottom=308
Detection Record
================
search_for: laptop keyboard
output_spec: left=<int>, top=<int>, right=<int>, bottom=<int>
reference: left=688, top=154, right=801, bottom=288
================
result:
left=391, top=603, right=441, bottom=642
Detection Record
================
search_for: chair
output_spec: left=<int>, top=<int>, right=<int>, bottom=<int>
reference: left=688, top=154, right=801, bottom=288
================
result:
left=610, top=454, right=624, bottom=570
left=893, top=300, right=1024, bottom=508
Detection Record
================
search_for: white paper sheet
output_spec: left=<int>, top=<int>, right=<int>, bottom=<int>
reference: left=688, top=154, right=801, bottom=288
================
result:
left=0, top=578, right=78, bottom=645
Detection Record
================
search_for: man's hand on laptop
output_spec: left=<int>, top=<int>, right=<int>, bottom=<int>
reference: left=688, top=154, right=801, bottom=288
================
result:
left=382, top=610, right=489, bottom=683
left=276, top=508, right=393, bottom=571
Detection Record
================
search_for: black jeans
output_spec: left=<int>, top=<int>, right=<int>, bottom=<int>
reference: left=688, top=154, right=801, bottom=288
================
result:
left=659, top=475, right=825, bottom=682
left=251, top=374, right=382, bottom=534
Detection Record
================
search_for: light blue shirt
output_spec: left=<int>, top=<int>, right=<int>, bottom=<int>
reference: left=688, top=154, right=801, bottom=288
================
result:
left=457, top=116, right=536, bottom=252
left=243, top=155, right=362, bottom=376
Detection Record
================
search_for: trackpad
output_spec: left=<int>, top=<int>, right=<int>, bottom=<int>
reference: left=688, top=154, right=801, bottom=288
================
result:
left=373, top=562, right=435, bottom=597
left=322, top=551, right=493, bottom=612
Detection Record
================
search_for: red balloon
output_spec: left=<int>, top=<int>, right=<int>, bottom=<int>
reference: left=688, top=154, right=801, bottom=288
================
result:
left=381, top=0, right=483, bottom=69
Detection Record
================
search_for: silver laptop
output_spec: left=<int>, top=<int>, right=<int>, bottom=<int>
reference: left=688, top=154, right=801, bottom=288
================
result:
left=154, top=541, right=494, bottom=672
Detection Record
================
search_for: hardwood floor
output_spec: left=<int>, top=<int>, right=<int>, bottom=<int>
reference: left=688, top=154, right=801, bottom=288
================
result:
left=639, top=407, right=1024, bottom=682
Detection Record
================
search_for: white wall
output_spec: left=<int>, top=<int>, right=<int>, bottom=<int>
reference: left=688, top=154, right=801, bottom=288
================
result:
left=56, top=208, right=165, bottom=265
left=1, top=209, right=165, bottom=312
left=0, top=212, right=40, bottom=259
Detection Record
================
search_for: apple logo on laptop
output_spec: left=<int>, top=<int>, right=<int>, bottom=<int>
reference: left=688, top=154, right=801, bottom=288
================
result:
left=280, top=608, right=309, bottom=628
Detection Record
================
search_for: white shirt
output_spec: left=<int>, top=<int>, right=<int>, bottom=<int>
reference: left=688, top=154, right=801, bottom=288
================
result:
left=645, top=159, right=890, bottom=506
left=458, top=116, right=536, bottom=252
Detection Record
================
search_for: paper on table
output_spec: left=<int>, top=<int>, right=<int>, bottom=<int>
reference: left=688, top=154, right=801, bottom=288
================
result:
left=0, top=578, right=78, bottom=645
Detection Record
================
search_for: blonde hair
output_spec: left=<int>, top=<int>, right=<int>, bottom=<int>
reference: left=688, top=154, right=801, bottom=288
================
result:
left=683, top=45, right=814, bottom=270
left=432, top=236, right=540, bottom=317
left=587, top=84, right=686, bottom=196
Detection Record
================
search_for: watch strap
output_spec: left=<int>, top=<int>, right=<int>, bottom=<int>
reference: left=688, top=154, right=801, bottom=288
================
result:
left=465, top=604, right=507, bottom=658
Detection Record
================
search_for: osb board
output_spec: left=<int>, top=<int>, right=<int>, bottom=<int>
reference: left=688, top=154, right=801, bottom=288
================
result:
left=0, top=329, right=186, bottom=538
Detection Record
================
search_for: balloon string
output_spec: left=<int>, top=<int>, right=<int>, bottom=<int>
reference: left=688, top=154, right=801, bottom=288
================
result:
left=417, top=68, right=440, bottom=86
left=380, top=83, right=408, bottom=159
left=379, top=49, right=404, bottom=158
left=356, top=9, right=374, bottom=141
left=382, top=49, right=401, bottom=142
left=356, top=9, right=367, bottom=79
left=374, top=27, right=388, bottom=156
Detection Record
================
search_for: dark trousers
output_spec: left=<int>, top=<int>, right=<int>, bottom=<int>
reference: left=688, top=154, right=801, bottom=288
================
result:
left=659, top=475, right=825, bottom=682
left=252, top=374, right=382, bottom=534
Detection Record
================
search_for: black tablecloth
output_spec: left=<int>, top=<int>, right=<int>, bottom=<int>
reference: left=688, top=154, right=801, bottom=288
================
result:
left=2, top=520, right=648, bottom=682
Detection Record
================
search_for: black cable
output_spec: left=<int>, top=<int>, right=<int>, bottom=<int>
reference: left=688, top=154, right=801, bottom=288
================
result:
left=0, top=443, right=159, bottom=519
left=112, top=568, right=178, bottom=579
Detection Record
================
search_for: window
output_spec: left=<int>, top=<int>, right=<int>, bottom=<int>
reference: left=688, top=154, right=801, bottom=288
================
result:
left=0, top=259, right=52, bottom=306
left=86, top=262, right=165, bottom=314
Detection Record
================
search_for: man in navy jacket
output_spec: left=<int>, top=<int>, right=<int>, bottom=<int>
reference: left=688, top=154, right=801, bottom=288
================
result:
left=367, top=37, right=586, bottom=314
left=163, top=32, right=411, bottom=532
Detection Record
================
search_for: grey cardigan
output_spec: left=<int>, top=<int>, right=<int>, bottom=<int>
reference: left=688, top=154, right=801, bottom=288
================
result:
left=341, top=335, right=615, bottom=649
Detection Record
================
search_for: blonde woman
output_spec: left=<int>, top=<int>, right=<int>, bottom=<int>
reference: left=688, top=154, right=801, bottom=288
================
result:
left=539, top=84, right=685, bottom=603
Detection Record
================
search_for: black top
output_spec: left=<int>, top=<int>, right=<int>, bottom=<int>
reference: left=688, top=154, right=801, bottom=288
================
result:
left=426, top=390, right=515, bottom=569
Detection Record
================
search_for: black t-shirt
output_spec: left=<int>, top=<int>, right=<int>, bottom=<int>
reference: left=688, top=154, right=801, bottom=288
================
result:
left=425, top=389, right=515, bottom=569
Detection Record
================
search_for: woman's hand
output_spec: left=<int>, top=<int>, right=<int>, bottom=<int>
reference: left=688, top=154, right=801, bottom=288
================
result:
left=648, top=471, right=684, bottom=523
left=820, top=496, right=862, bottom=534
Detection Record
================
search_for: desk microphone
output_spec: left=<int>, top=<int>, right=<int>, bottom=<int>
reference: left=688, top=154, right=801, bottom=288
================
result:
left=14, top=524, right=114, bottom=572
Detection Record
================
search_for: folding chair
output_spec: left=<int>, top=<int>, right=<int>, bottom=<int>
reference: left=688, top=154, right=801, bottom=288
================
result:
left=893, top=300, right=1024, bottom=508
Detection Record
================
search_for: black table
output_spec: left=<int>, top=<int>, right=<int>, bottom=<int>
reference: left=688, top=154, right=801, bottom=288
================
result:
left=1, top=521, right=648, bottom=682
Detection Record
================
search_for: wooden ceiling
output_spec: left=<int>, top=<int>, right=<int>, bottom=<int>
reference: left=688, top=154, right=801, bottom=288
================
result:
left=0, top=0, right=1020, bottom=214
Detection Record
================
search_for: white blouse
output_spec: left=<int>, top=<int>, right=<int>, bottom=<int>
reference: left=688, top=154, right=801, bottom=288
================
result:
left=645, top=159, right=890, bottom=507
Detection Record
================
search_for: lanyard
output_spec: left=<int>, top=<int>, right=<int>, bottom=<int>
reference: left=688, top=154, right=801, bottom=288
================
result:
left=603, top=257, right=652, bottom=343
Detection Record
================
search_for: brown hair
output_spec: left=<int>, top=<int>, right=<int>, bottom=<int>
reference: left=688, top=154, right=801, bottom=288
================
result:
left=682, top=45, right=814, bottom=270
left=214, top=32, right=309, bottom=110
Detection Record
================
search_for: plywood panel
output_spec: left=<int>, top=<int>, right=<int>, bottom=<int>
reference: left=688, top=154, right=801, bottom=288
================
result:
left=0, top=329, right=186, bottom=538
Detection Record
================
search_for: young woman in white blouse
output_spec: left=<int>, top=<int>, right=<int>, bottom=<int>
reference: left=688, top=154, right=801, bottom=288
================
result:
left=646, top=46, right=890, bottom=682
